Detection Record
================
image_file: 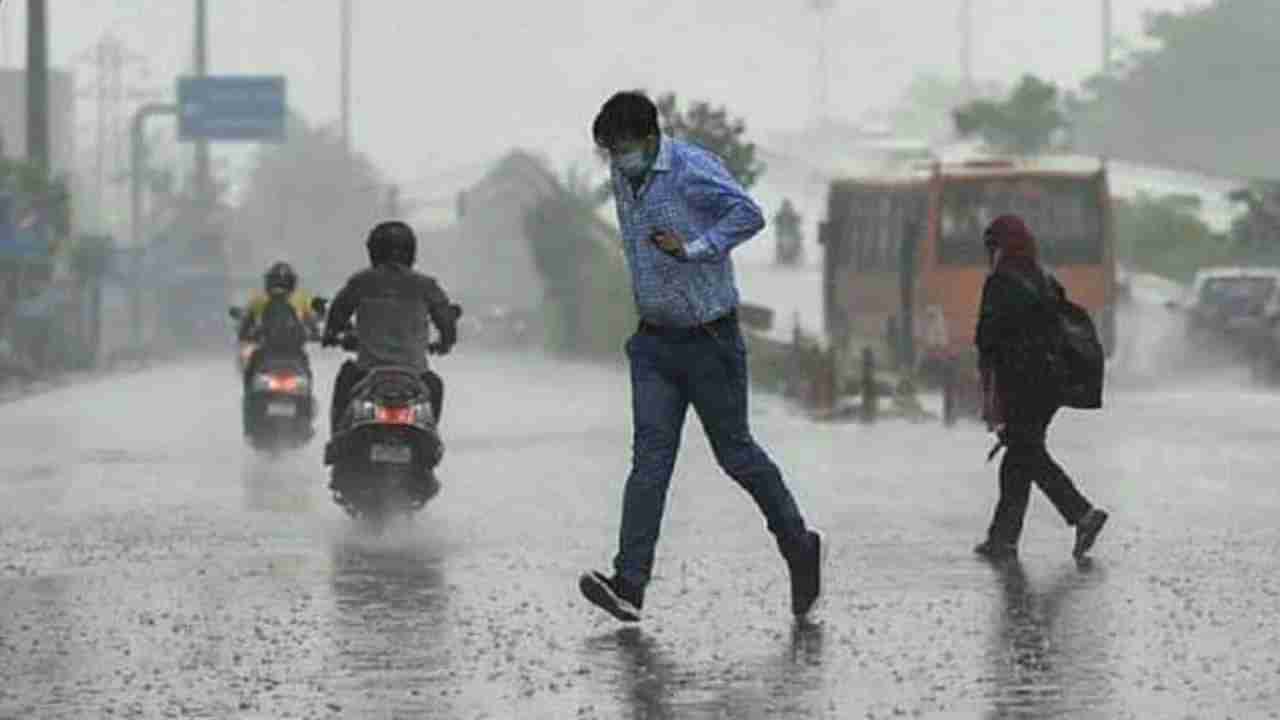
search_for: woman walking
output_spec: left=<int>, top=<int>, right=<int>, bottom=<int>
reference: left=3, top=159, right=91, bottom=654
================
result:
left=974, top=214, right=1108, bottom=561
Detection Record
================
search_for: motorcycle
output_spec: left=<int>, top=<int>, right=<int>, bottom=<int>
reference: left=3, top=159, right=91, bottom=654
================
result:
left=322, top=305, right=460, bottom=528
left=228, top=297, right=328, bottom=453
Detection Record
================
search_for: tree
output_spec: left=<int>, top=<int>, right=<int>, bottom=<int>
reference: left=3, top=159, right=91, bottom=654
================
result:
left=525, top=168, right=634, bottom=357
left=1074, top=0, right=1280, bottom=178
left=0, top=157, right=72, bottom=242
left=1113, top=193, right=1226, bottom=282
left=656, top=93, right=765, bottom=189
left=228, top=112, right=387, bottom=290
left=952, top=75, right=1068, bottom=155
left=1228, top=181, right=1280, bottom=251
left=885, top=73, right=1003, bottom=143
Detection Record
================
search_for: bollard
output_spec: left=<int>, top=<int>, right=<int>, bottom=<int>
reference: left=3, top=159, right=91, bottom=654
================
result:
left=942, top=360, right=956, bottom=427
left=861, top=347, right=878, bottom=424
left=813, top=346, right=836, bottom=414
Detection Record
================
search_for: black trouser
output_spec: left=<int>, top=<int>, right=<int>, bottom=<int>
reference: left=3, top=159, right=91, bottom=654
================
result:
left=330, top=361, right=444, bottom=435
left=986, top=403, right=1092, bottom=546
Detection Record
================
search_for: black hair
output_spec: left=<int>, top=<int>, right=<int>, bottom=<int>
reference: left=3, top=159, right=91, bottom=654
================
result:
left=592, top=91, right=659, bottom=150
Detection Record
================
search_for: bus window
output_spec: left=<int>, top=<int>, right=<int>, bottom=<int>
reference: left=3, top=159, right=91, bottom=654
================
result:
left=842, top=189, right=922, bottom=273
left=939, top=177, right=1104, bottom=266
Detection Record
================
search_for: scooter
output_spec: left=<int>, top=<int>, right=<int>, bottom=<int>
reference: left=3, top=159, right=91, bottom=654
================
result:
left=229, top=297, right=328, bottom=453
left=323, top=306, right=458, bottom=528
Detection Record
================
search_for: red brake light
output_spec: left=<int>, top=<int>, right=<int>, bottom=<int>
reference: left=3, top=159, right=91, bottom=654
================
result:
left=375, top=405, right=416, bottom=425
left=268, top=373, right=301, bottom=392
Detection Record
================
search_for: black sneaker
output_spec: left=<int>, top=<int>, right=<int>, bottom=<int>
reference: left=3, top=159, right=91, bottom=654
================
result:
left=974, top=540, right=1019, bottom=561
left=1072, top=508, right=1108, bottom=560
left=579, top=571, right=643, bottom=622
left=786, top=530, right=826, bottom=618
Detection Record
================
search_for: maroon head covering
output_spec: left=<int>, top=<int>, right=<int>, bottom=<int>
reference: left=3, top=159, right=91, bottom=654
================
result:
left=983, top=214, right=1039, bottom=273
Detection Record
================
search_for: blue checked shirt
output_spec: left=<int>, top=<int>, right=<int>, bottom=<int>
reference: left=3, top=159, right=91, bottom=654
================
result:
left=609, top=137, right=765, bottom=328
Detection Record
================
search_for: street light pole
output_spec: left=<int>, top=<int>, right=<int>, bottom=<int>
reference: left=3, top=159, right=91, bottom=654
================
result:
left=340, top=0, right=351, bottom=155
left=130, top=104, right=178, bottom=249
left=25, top=0, right=48, bottom=174
left=129, top=102, right=176, bottom=350
left=1101, top=0, right=1113, bottom=75
left=193, top=0, right=210, bottom=208
left=959, top=0, right=974, bottom=101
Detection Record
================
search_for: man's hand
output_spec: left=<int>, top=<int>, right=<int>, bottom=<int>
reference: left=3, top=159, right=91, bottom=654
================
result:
left=650, top=230, right=687, bottom=258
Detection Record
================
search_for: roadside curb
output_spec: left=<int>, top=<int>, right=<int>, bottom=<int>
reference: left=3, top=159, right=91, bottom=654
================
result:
left=0, top=350, right=173, bottom=406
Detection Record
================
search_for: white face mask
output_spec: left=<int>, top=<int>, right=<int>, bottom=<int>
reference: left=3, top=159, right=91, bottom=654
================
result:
left=613, top=148, right=650, bottom=179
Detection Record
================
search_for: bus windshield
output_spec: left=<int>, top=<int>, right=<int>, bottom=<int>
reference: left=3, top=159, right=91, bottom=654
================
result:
left=938, top=176, right=1104, bottom=266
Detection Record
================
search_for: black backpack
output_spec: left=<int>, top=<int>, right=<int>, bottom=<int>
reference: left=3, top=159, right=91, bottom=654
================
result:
left=1008, top=271, right=1105, bottom=410
left=1054, top=297, right=1105, bottom=409
left=258, top=294, right=308, bottom=353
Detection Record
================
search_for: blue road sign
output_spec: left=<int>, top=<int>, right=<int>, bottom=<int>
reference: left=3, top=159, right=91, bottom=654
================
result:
left=177, top=75, right=286, bottom=142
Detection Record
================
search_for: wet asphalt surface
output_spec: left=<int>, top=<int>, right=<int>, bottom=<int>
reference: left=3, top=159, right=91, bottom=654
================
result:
left=2, top=339, right=1280, bottom=719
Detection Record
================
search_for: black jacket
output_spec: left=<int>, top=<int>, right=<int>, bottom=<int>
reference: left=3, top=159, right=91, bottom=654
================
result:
left=975, top=265, right=1064, bottom=413
left=326, top=263, right=457, bottom=372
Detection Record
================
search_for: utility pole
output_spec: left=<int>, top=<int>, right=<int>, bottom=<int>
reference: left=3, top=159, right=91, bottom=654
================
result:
left=20, top=0, right=48, bottom=369
left=128, top=102, right=176, bottom=351
left=193, top=0, right=210, bottom=210
left=76, top=34, right=150, bottom=232
left=130, top=104, right=177, bottom=249
left=807, top=0, right=835, bottom=129
left=25, top=0, right=48, bottom=175
left=1101, top=0, right=1113, bottom=75
left=959, top=0, right=974, bottom=101
left=94, top=40, right=108, bottom=224
left=1, top=0, right=14, bottom=68
left=340, top=0, right=352, bottom=155
left=385, top=185, right=400, bottom=218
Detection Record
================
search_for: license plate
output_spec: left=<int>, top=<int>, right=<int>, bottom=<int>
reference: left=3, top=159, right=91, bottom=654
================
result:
left=266, top=401, right=297, bottom=418
left=370, top=443, right=412, bottom=464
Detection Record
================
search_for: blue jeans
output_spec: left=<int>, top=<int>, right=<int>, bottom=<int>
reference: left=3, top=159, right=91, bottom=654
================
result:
left=613, top=320, right=810, bottom=589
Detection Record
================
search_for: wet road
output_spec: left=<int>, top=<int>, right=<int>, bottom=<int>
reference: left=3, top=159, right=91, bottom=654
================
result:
left=2, top=347, right=1279, bottom=719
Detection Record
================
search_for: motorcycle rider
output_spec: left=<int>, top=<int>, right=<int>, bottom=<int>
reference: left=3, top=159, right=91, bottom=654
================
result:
left=238, top=261, right=320, bottom=379
left=322, top=221, right=457, bottom=438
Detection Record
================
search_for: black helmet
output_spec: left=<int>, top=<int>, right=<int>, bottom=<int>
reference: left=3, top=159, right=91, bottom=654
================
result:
left=264, top=261, right=297, bottom=294
left=367, top=220, right=416, bottom=267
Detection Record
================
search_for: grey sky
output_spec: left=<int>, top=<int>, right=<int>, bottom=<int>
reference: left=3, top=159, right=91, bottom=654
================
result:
left=0, top=0, right=1199, bottom=188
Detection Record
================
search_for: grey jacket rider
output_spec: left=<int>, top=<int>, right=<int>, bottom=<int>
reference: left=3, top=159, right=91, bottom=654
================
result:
left=325, top=263, right=458, bottom=373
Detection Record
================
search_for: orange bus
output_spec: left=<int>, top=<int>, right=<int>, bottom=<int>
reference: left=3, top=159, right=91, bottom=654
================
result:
left=818, top=157, right=1116, bottom=420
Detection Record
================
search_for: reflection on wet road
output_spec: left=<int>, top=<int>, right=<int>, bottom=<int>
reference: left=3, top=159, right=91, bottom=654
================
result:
left=981, top=559, right=1113, bottom=718
left=1, top=350, right=1279, bottom=718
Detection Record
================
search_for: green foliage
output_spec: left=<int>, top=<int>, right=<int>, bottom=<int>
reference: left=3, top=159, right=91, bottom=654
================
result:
left=1114, top=193, right=1225, bottom=282
left=656, top=93, right=765, bottom=188
left=1227, top=181, right=1280, bottom=251
left=1076, top=0, right=1280, bottom=178
left=953, top=75, right=1068, bottom=155
left=71, top=234, right=115, bottom=278
left=0, top=157, right=73, bottom=242
left=887, top=74, right=1004, bottom=143
left=524, top=179, right=634, bottom=358
left=1112, top=192, right=1280, bottom=282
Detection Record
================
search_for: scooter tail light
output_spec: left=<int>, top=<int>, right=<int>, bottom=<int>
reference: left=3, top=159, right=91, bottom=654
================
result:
left=374, top=405, right=416, bottom=425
